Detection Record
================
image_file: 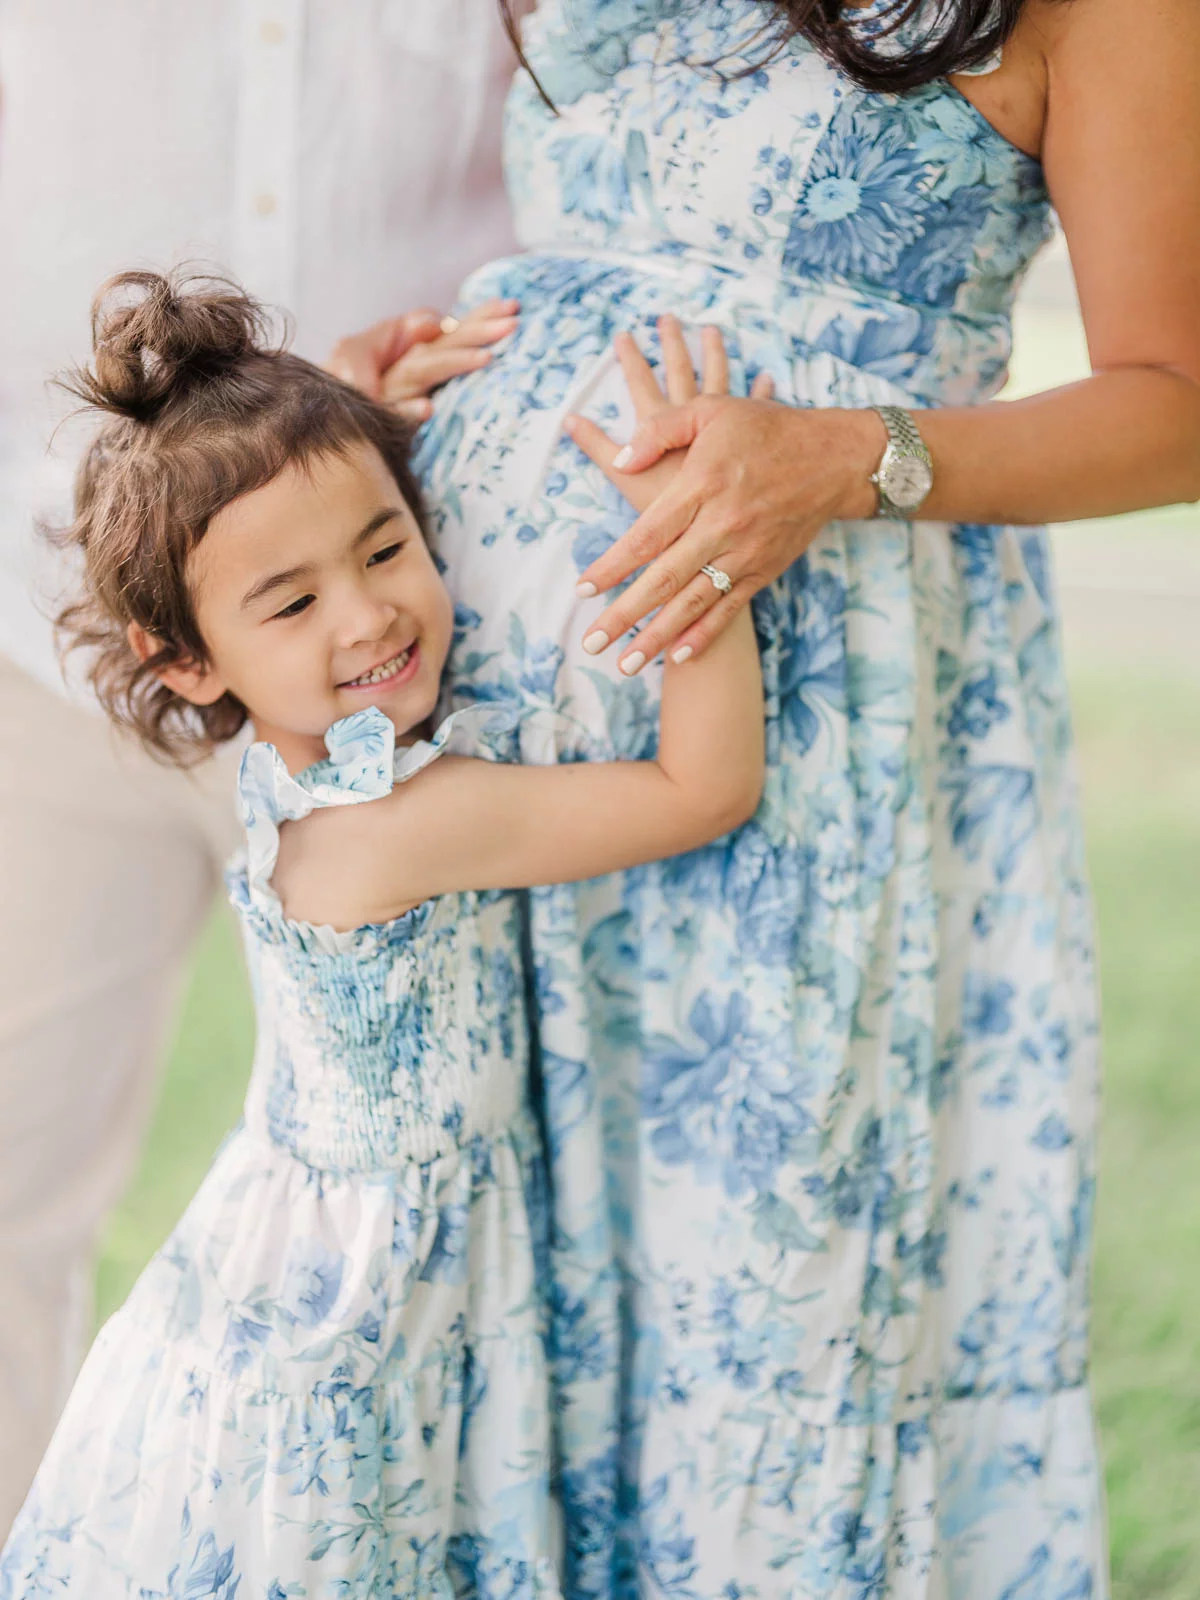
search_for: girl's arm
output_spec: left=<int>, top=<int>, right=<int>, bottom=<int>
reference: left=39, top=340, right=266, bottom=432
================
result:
left=275, top=327, right=767, bottom=930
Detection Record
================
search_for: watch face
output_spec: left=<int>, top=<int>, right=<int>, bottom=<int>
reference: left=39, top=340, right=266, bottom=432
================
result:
left=882, top=453, right=933, bottom=509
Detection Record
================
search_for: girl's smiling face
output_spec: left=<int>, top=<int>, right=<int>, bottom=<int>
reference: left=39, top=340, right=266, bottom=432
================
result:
left=156, top=441, right=453, bottom=772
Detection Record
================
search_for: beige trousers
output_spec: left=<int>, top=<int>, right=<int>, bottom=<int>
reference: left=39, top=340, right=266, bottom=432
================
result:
left=0, top=657, right=241, bottom=1537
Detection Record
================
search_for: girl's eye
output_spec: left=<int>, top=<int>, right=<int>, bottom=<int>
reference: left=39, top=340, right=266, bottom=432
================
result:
left=367, top=541, right=402, bottom=568
left=273, top=594, right=315, bottom=620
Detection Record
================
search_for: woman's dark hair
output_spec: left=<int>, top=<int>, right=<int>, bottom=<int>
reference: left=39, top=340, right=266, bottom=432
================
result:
left=55, top=268, right=426, bottom=766
left=500, top=0, right=1029, bottom=99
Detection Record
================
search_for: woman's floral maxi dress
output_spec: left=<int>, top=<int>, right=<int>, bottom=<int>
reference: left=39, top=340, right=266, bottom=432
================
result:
left=415, top=3, right=1105, bottom=1596
left=0, top=708, right=561, bottom=1600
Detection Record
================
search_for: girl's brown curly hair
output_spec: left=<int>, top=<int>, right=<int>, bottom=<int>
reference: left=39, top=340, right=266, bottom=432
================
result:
left=54, top=268, right=426, bottom=766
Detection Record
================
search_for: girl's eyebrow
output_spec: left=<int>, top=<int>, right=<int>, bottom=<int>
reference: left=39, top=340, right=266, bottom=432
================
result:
left=351, top=507, right=402, bottom=549
left=241, top=562, right=314, bottom=611
left=240, top=508, right=402, bottom=610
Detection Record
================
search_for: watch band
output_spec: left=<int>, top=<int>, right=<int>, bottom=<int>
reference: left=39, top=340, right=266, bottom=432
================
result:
left=870, top=405, right=933, bottom=518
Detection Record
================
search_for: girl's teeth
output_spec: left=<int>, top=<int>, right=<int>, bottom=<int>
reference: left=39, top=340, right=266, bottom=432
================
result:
left=350, top=648, right=410, bottom=686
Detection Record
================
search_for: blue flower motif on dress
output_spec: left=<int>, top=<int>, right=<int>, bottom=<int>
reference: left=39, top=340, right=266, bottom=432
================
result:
left=776, top=564, right=848, bottom=755
left=644, top=992, right=815, bottom=1197
left=912, top=91, right=1019, bottom=193
left=280, top=1241, right=345, bottom=1327
left=812, top=307, right=935, bottom=385
left=947, top=665, right=1011, bottom=741
left=550, top=135, right=633, bottom=227
left=784, top=105, right=931, bottom=282
left=963, top=974, right=1016, bottom=1038
left=894, top=182, right=993, bottom=306
left=165, top=1524, right=240, bottom=1600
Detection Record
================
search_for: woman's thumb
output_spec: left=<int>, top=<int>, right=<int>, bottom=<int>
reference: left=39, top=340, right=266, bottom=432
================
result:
left=612, top=402, right=704, bottom=472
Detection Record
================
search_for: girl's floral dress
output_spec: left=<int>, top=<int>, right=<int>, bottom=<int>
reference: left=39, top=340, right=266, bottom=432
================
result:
left=414, top=1, right=1106, bottom=1596
left=0, top=708, right=561, bottom=1600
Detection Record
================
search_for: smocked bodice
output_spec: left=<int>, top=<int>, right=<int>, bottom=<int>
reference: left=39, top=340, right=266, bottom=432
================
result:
left=500, top=0, right=1051, bottom=405
left=226, top=706, right=529, bottom=1173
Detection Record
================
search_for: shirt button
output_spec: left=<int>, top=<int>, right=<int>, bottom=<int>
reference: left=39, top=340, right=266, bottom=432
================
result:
left=259, top=18, right=286, bottom=45
left=254, top=192, right=277, bottom=218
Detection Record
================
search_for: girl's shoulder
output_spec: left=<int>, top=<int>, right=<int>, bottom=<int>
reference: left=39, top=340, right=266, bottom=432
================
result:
left=237, top=703, right=521, bottom=934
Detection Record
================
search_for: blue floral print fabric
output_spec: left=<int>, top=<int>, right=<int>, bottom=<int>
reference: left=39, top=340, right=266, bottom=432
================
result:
left=0, top=707, right=562, bottom=1600
left=414, top=2, right=1106, bottom=1596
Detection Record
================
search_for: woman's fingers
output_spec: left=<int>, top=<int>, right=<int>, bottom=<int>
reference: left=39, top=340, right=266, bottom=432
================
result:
left=576, top=480, right=700, bottom=603
left=580, top=512, right=716, bottom=646
left=660, top=582, right=754, bottom=664
left=658, top=315, right=698, bottom=405
left=613, top=566, right=744, bottom=673
left=608, top=398, right=707, bottom=474
left=700, top=325, right=730, bottom=396
left=750, top=370, right=775, bottom=400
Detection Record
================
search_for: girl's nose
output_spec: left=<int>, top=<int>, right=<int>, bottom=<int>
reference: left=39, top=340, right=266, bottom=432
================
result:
left=335, top=585, right=397, bottom=648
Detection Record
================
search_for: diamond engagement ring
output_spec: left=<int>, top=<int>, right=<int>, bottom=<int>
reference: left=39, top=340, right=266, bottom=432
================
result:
left=700, top=563, right=733, bottom=595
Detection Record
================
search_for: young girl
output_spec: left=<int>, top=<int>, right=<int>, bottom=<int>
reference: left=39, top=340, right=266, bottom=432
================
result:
left=0, top=271, right=763, bottom=1598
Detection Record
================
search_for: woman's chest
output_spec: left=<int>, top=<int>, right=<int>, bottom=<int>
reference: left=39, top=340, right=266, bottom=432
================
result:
left=508, top=0, right=1048, bottom=309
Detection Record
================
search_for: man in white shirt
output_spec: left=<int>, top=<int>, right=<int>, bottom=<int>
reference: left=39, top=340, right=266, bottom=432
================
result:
left=0, top=0, right=521, bottom=1535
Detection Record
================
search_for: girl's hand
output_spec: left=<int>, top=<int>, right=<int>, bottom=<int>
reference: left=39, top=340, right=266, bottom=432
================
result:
left=327, top=298, right=520, bottom=422
left=565, top=315, right=756, bottom=515
left=567, top=391, right=881, bottom=671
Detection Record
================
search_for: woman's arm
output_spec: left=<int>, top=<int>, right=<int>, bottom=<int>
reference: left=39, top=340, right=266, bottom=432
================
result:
left=567, top=0, right=1200, bottom=670
left=274, top=327, right=766, bottom=931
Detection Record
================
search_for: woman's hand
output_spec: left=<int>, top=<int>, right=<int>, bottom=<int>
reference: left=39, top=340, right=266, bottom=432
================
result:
left=566, top=376, right=882, bottom=671
left=327, top=298, right=519, bottom=422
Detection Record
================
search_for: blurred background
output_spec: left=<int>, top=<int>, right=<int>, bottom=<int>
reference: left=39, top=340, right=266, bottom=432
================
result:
left=92, top=241, right=1200, bottom=1600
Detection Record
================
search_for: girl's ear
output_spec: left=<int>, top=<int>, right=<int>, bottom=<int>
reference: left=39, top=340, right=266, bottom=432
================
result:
left=126, top=622, right=229, bottom=707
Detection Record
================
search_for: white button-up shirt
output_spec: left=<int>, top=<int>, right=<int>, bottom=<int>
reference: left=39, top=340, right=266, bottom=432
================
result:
left=0, top=0, right=520, bottom=694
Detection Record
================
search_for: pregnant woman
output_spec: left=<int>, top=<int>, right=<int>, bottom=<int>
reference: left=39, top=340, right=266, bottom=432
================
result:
left=411, top=1, right=1200, bottom=1593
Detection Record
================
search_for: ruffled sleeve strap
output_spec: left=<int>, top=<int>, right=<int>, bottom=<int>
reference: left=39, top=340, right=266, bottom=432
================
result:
left=237, top=708, right=399, bottom=913
left=236, top=703, right=527, bottom=916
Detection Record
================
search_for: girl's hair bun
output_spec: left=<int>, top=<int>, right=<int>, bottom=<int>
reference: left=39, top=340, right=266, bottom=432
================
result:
left=75, top=268, right=279, bottom=422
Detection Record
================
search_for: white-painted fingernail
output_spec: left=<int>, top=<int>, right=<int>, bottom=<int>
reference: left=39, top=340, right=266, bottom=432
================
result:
left=583, top=630, right=609, bottom=655
left=613, top=446, right=634, bottom=471
left=620, top=651, right=646, bottom=677
left=576, top=580, right=598, bottom=599
left=672, top=645, right=694, bottom=664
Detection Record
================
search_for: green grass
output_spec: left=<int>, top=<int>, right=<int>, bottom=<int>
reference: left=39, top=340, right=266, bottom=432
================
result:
left=95, top=664, right=1200, bottom=1596
left=93, top=910, right=253, bottom=1323
left=1073, top=674, right=1200, bottom=1600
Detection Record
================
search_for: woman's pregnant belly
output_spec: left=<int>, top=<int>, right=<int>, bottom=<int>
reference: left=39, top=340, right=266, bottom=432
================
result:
left=417, top=248, right=926, bottom=764
left=415, top=245, right=1075, bottom=888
